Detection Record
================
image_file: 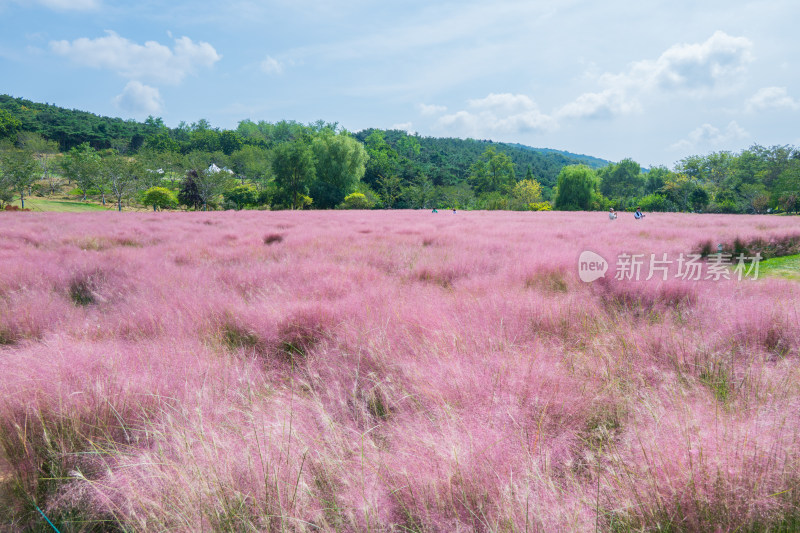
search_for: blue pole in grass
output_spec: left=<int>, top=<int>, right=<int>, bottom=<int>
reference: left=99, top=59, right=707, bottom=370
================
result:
left=35, top=505, right=61, bottom=533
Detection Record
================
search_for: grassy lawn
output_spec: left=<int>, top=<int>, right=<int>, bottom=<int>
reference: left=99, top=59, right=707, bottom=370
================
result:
left=759, top=253, right=800, bottom=280
left=10, top=197, right=112, bottom=212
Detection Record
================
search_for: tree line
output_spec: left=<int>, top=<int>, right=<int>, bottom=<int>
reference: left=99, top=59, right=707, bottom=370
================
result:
left=552, top=148, right=800, bottom=214
left=0, top=94, right=798, bottom=213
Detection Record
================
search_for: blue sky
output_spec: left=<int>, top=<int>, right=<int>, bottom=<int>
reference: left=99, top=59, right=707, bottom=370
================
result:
left=1, top=0, right=799, bottom=167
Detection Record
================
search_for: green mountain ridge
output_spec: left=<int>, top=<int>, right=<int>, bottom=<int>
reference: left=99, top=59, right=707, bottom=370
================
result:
left=0, top=93, right=608, bottom=189
left=507, top=143, right=610, bottom=169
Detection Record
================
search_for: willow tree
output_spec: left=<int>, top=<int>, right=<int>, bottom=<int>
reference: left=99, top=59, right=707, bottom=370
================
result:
left=309, top=131, right=368, bottom=208
left=272, top=138, right=315, bottom=209
left=554, top=165, right=596, bottom=211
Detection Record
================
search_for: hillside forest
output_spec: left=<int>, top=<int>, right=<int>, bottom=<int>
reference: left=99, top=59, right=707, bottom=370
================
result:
left=1, top=94, right=798, bottom=214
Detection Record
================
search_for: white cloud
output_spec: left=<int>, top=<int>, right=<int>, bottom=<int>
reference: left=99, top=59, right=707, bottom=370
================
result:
left=670, top=121, right=749, bottom=151
left=437, top=93, right=555, bottom=137
left=622, top=31, right=753, bottom=92
left=556, top=88, right=640, bottom=120
left=260, top=55, right=284, bottom=75
left=560, top=31, right=753, bottom=121
left=390, top=122, right=413, bottom=133
left=113, top=81, right=163, bottom=115
left=10, top=0, right=100, bottom=10
left=418, top=103, right=447, bottom=116
left=50, top=30, right=221, bottom=85
left=746, top=86, right=799, bottom=112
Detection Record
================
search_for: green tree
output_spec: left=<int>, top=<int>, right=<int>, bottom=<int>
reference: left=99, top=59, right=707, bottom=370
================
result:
left=0, top=148, right=39, bottom=209
left=184, top=153, right=234, bottom=211
left=441, top=183, right=475, bottom=210
left=554, top=165, right=596, bottom=210
left=142, top=186, right=178, bottom=211
left=771, top=159, right=800, bottom=212
left=404, top=175, right=436, bottom=209
left=223, top=184, right=258, bottom=209
left=660, top=174, right=708, bottom=211
left=644, top=166, right=672, bottom=194
left=100, top=154, right=145, bottom=211
left=689, top=187, right=710, bottom=212
left=377, top=174, right=403, bottom=208
left=144, top=132, right=181, bottom=153
left=469, top=146, right=515, bottom=194
left=144, top=115, right=167, bottom=135
left=598, top=158, right=644, bottom=203
left=396, top=134, right=421, bottom=158
left=638, top=193, right=675, bottom=212
left=310, top=131, right=368, bottom=208
left=272, top=139, right=315, bottom=209
left=0, top=109, right=21, bottom=139
left=218, top=130, right=243, bottom=156
left=138, top=149, right=185, bottom=191
left=363, top=130, right=399, bottom=187
left=512, top=178, right=544, bottom=205
left=189, top=128, right=221, bottom=153
left=60, top=143, right=100, bottom=201
left=229, top=145, right=271, bottom=187
left=18, top=132, right=60, bottom=195
left=739, top=183, right=769, bottom=214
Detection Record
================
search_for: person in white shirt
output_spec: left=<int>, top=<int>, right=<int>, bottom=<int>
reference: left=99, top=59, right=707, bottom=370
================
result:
left=609, top=208, right=617, bottom=220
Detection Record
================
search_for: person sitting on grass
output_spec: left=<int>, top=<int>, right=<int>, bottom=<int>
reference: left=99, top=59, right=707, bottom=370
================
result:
left=634, top=207, right=645, bottom=219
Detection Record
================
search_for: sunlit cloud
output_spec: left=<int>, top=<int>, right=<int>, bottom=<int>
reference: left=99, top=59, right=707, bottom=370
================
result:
left=390, top=122, right=413, bottom=133
left=670, top=121, right=749, bottom=151
left=555, top=88, right=640, bottom=120
left=50, top=30, right=221, bottom=85
left=418, top=103, right=447, bottom=116
left=559, top=31, right=753, bottom=120
left=113, top=81, right=163, bottom=115
left=746, top=86, right=799, bottom=112
left=437, top=93, right=555, bottom=137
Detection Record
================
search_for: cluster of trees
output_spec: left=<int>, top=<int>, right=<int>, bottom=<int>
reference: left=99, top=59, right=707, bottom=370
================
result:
left=0, top=123, right=371, bottom=212
left=552, top=147, right=800, bottom=214
left=0, top=136, right=170, bottom=211
left=1, top=94, right=798, bottom=214
left=0, top=95, right=155, bottom=152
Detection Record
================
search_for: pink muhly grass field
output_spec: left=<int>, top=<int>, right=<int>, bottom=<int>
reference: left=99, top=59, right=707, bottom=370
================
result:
left=0, top=209, right=799, bottom=531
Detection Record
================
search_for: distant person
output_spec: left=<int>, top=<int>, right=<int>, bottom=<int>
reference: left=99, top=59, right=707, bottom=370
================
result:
left=452, top=208, right=457, bottom=213
left=634, top=207, right=645, bottom=220
left=609, top=208, right=617, bottom=220
left=432, top=208, right=438, bottom=213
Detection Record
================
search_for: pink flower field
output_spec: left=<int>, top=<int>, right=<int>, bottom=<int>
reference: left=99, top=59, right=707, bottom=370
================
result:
left=0, top=210, right=799, bottom=532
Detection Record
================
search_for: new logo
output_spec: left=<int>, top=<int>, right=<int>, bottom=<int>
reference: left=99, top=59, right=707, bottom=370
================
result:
left=578, top=250, right=608, bottom=282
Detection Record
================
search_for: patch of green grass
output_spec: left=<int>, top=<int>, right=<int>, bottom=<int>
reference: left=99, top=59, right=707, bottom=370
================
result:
left=699, top=362, right=731, bottom=404
left=758, top=254, right=800, bottom=281
left=10, top=197, right=111, bottom=212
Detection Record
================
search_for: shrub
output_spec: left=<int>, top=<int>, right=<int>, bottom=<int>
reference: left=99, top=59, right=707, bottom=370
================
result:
left=222, top=184, right=258, bottom=210
left=338, top=192, right=374, bottom=209
left=638, top=193, right=676, bottom=212
left=528, top=201, right=552, bottom=211
left=141, top=186, right=178, bottom=211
